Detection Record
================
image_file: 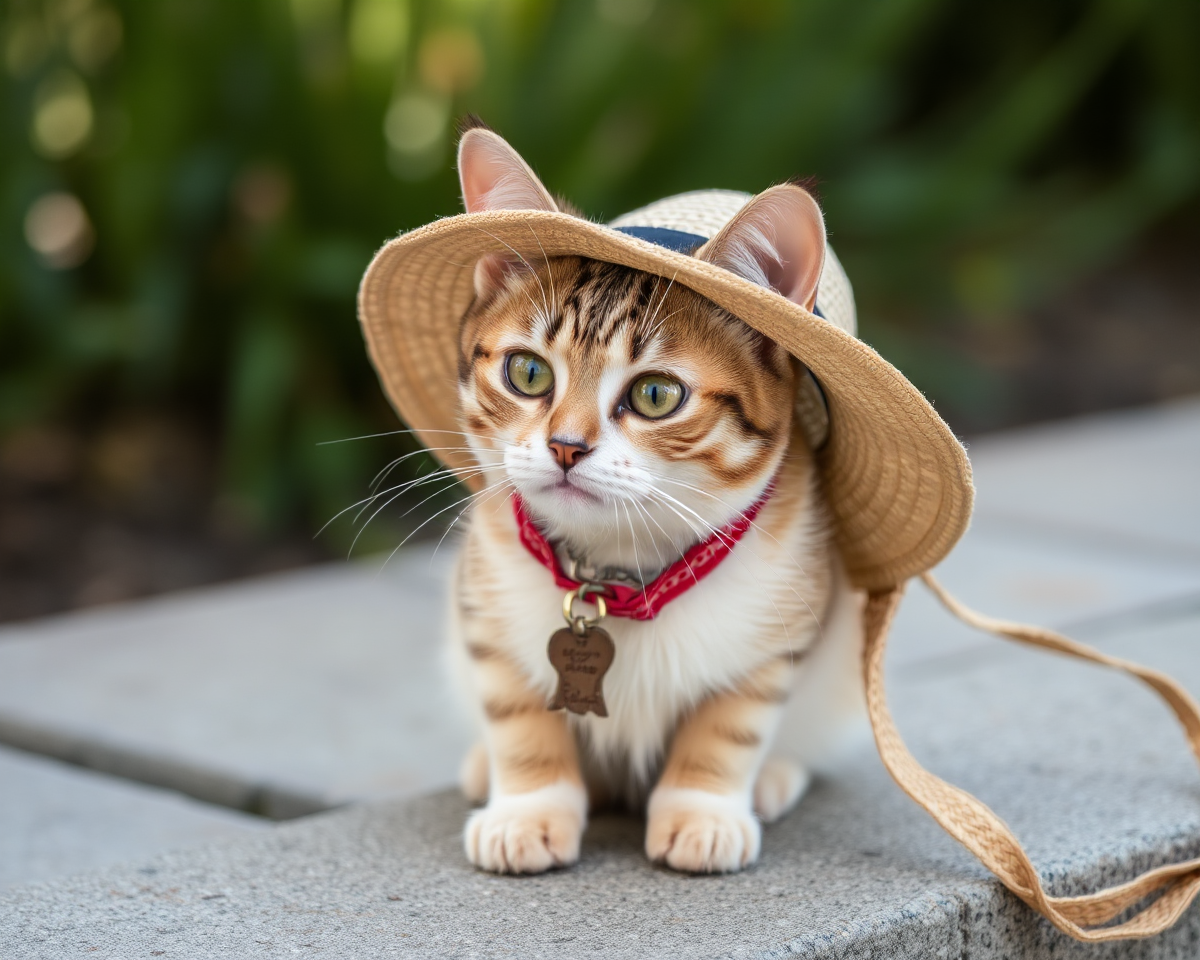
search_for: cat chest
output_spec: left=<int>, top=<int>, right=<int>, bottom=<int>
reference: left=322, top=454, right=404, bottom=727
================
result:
left=479, top=544, right=810, bottom=726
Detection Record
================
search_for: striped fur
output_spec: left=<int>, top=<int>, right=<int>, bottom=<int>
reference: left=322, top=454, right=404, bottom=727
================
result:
left=442, top=123, right=862, bottom=876
left=447, top=254, right=866, bottom=875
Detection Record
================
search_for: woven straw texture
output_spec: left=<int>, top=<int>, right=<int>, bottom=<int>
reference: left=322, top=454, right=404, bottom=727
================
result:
left=357, top=196, right=974, bottom=592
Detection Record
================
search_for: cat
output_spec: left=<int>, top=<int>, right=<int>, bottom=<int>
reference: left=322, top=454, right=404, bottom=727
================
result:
left=445, top=125, right=866, bottom=875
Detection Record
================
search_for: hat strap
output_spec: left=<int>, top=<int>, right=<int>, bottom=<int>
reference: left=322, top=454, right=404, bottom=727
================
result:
left=864, top=576, right=1200, bottom=941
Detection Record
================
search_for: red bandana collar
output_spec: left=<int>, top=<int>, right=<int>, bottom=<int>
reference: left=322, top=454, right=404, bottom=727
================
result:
left=512, top=484, right=773, bottom=621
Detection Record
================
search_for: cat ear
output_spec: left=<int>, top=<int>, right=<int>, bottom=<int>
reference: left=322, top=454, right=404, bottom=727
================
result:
left=458, top=126, right=559, bottom=215
left=457, top=125, right=559, bottom=301
left=696, top=184, right=826, bottom=312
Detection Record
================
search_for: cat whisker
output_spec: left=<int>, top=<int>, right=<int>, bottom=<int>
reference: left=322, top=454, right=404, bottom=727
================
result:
left=523, top=223, right=557, bottom=322
left=618, top=500, right=653, bottom=610
left=387, top=466, right=491, bottom=524
left=469, top=226, right=552, bottom=324
left=646, top=308, right=684, bottom=342
left=431, top=474, right=514, bottom=564
left=315, top=462, right=474, bottom=540
left=654, top=476, right=820, bottom=587
left=373, top=469, right=498, bottom=557
left=635, top=497, right=752, bottom=640
left=640, top=274, right=670, bottom=335
left=612, top=501, right=623, bottom=566
left=629, top=498, right=669, bottom=577
left=349, top=467, right=491, bottom=558
left=355, top=460, right=484, bottom=525
left=643, top=490, right=795, bottom=645
left=370, top=446, right=480, bottom=493
left=644, top=483, right=817, bottom=632
left=375, top=475, right=514, bottom=578
left=641, top=272, right=678, bottom=341
left=318, top=427, right=492, bottom=446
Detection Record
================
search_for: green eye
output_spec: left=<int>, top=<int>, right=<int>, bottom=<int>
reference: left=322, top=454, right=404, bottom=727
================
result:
left=629, top=375, right=685, bottom=419
left=506, top=352, right=554, bottom=397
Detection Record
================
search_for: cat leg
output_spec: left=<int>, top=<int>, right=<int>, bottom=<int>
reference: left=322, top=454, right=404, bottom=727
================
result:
left=459, top=741, right=489, bottom=804
left=646, top=656, right=791, bottom=873
left=461, top=641, right=586, bottom=874
left=753, top=757, right=810, bottom=823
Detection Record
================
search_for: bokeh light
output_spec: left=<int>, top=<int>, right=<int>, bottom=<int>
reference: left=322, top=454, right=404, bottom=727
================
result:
left=31, top=69, right=93, bottom=158
left=23, top=192, right=95, bottom=269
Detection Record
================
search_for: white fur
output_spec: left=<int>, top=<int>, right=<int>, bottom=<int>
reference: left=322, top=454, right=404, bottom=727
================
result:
left=465, top=780, right=587, bottom=874
left=770, top=560, right=869, bottom=771
left=754, top=757, right=811, bottom=823
left=448, top=289, right=866, bottom=814
left=451, top=472, right=863, bottom=806
left=645, top=786, right=760, bottom=873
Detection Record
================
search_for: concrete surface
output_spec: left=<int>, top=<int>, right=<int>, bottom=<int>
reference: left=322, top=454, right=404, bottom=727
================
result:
left=1, top=400, right=1199, bottom=957
left=0, top=548, right=473, bottom=818
left=0, top=744, right=266, bottom=888
left=969, top=397, right=1200, bottom=560
left=2, top=610, right=1198, bottom=958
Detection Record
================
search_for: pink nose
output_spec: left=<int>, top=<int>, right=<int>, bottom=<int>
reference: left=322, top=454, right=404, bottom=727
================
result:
left=548, top=438, right=590, bottom=471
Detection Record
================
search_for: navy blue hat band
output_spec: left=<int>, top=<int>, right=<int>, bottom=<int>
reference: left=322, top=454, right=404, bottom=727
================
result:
left=614, top=226, right=708, bottom=254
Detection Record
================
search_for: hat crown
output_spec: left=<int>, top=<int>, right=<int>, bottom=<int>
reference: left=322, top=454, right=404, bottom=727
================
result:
left=609, top=189, right=752, bottom=240
left=609, top=190, right=856, bottom=336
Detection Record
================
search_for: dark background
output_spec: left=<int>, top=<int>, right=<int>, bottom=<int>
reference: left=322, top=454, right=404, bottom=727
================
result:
left=2, top=0, right=1198, bottom=622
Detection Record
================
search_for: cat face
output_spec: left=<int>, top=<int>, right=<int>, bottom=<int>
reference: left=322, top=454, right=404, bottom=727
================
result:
left=452, top=125, right=827, bottom=566
left=458, top=255, right=796, bottom=562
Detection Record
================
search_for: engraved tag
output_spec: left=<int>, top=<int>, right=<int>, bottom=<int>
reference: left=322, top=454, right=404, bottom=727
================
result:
left=548, top=626, right=615, bottom=717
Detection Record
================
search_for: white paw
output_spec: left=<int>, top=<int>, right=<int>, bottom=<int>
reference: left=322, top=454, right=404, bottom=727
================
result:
left=645, top=787, right=761, bottom=873
left=464, top=781, right=586, bottom=874
left=459, top=742, right=489, bottom=805
left=753, top=757, right=810, bottom=823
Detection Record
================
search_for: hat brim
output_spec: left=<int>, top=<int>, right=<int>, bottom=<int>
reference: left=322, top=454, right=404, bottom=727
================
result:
left=358, top=209, right=973, bottom=592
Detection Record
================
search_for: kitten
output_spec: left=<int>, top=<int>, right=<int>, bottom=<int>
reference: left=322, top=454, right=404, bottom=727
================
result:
left=447, top=128, right=866, bottom=875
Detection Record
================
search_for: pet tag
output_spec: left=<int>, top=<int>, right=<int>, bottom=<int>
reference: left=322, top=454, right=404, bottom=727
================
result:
left=548, top=585, right=615, bottom=717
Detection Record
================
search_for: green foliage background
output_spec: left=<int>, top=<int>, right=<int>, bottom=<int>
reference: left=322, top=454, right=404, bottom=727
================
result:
left=3, top=0, right=1198, bottom=545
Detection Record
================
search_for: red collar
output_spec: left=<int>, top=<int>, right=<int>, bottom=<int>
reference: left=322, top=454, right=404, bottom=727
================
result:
left=512, top=484, right=773, bottom=621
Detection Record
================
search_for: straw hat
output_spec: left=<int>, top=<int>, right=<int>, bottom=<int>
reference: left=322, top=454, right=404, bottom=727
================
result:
left=358, top=136, right=973, bottom=593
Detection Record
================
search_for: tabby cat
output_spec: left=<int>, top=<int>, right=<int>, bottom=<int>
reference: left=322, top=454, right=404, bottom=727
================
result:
left=447, top=126, right=865, bottom=875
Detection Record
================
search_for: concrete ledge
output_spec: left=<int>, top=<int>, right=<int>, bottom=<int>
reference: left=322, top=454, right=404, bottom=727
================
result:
left=0, top=550, right=471, bottom=819
left=0, top=711, right=329, bottom=820
left=0, top=746, right=266, bottom=888
left=3, top=779, right=1196, bottom=959
left=5, top=611, right=1199, bottom=958
left=4, top=404, right=1200, bottom=953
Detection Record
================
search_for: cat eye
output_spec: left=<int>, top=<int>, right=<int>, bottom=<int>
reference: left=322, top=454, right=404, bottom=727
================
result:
left=505, top=351, right=555, bottom=397
left=628, top=375, right=685, bottom=419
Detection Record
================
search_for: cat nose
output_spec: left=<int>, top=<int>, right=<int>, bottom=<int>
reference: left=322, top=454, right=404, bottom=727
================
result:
left=548, top=438, right=591, bottom=472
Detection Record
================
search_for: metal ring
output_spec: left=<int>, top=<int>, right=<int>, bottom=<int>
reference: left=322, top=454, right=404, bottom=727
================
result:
left=562, top=584, right=607, bottom=633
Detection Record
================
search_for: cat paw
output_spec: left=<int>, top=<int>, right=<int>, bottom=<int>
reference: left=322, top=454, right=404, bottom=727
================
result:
left=645, top=787, right=761, bottom=873
left=459, top=742, right=489, bottom=804
left=753, top=757, right=810, bottom=823
left=464, top=781, right=586, bottom=874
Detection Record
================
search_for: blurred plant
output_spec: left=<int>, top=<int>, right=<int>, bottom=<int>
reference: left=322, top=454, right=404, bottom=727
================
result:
left=1, top=0, right=1197, bottom=547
